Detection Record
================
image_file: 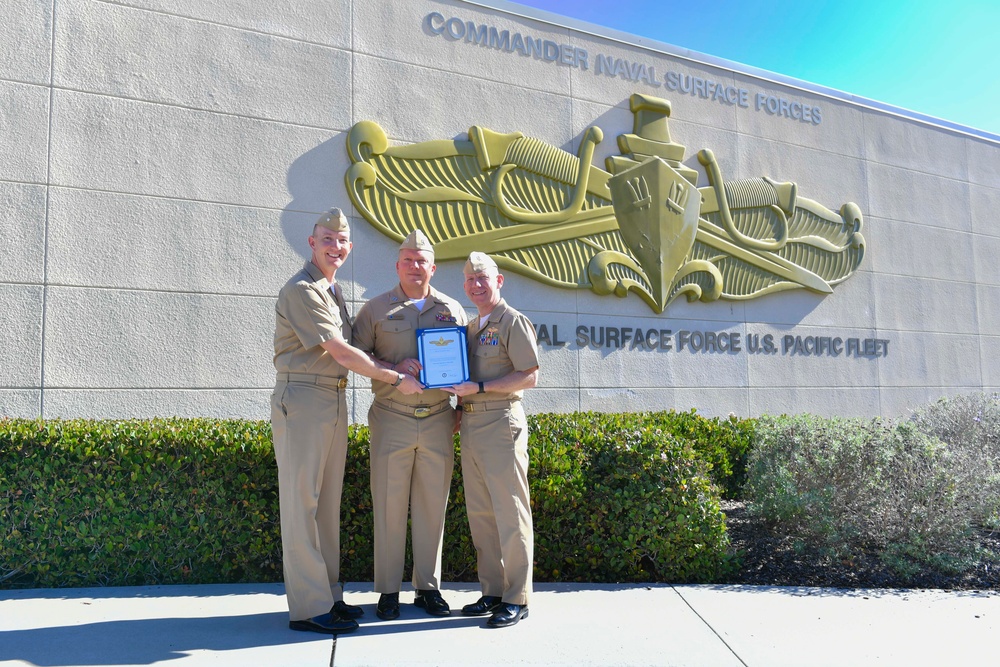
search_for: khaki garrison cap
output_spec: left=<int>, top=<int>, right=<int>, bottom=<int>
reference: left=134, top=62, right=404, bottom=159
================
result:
left=315, top=208, right=350, bottom=232
left=400, top=229, right=434, bottom=254
left=464, top=251, right=498, bottom=274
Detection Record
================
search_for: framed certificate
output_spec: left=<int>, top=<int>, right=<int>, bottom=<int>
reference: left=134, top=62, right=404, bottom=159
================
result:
left=416, top=326, right=469, bottom=389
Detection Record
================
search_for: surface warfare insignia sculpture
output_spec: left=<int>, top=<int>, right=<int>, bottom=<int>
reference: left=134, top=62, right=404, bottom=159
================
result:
left=345, top=93, right=865, bottom=314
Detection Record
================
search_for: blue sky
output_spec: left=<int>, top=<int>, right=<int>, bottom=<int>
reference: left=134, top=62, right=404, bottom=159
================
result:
left=510, top=0, right=1000, bottom=137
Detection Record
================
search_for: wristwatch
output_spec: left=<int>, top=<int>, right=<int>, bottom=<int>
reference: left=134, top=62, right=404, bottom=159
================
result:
left=391, top=373, right=404, bottom=387
left=477, top=381, right=485, bottom=394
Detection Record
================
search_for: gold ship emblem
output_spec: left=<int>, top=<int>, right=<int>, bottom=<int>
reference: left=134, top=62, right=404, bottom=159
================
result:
left=346, top=94, right=865, bottom=314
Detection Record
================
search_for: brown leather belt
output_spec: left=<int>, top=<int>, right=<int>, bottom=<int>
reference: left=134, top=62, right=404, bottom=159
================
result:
left=276, top=373, right=348, bottom=389
left=375, top=398, right=453, bottom=419
left=462, top=399, right=519, bottom=413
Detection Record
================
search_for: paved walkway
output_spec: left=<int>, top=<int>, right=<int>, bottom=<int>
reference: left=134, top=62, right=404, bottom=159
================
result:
left=1, top=582, right=996, bottom=666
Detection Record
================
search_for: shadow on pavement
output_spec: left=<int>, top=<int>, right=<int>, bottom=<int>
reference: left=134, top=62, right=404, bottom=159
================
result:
left=0, top=611, right=305, bottom=666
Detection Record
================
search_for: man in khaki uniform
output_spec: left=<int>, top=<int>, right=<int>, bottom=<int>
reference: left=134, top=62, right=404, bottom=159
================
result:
left=352, top=230, right=468, bottom=620
left=444, top=252, right=539, bottom=629
left=271, top=208, right=423, bottom=634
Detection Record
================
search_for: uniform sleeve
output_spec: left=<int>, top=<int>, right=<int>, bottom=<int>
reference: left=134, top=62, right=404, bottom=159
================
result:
left=505, top=313, right=540, bottom=372
left=281, top=282, right=344, bottom=350
left=455, top=304, right=470, bottom=327
left=351, top=301, right=377, bottom=354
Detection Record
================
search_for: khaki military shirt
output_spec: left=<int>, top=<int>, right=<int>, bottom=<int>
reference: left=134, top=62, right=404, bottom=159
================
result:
left=352, top=284, right=468, bottom=405
left=273, top=261, right=352, bottom=377
left=465, top=298, right=539, bottom=403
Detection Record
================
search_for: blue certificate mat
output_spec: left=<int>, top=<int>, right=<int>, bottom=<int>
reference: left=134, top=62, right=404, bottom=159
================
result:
left=416, top=326, right=470, bottom=388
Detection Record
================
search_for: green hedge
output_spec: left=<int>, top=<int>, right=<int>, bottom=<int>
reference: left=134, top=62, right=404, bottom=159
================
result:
left=1, top=412, right=744, bottom=589
left=744, top=409, right=1000, bottom=581
left=1, top=419, right=281, bottom=587
left=638, top=409, right=753, bottom=499
left=529, top=413, right=734, bottom=582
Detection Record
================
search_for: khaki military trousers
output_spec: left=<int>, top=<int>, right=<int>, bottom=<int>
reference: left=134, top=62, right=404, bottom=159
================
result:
left=460, top=401, right=533, bottom=606
left=271, top=379, right=348, bottom=621
left=369, top=400, right=455, bottom=593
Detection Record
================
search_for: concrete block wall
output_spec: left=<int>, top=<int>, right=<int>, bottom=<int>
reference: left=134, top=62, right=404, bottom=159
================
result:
left=1, top=0, right=997, bottom=420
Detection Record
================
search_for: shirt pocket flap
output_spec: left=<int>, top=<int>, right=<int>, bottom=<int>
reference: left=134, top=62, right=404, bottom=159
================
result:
left=474, top=345, right=501, bottom=358
left=383, top=320, right=413, bottom=334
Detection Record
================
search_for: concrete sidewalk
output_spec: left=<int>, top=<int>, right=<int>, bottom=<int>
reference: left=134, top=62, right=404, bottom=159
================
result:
left=0, top=582, right=996, bottom=666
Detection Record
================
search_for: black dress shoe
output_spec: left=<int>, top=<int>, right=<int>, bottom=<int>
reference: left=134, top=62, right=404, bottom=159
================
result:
left=414, top=589, right=451, bottom=616
left=289, top=611, right=359, bottom=634
left=461, top=595, right=503, bottom=616
left=333, top=600, right=364, bottom=618
left=376, top=592, right=400, bottom=620
left=486, top=603, right=528, bottom=628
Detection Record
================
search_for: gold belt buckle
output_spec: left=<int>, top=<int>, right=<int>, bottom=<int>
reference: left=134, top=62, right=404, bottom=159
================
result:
left=337, top=378, right=348, bottom=389
left=462, top=404, right=475, bottom=413
left=413, top=407, right=431, bottom=418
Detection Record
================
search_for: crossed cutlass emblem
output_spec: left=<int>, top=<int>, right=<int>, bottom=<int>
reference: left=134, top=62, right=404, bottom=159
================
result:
left=345, top=93, right=865, bottom=314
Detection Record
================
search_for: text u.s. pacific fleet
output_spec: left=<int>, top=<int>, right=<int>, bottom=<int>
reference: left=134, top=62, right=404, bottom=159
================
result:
left=532, top=323, right=888, bottom=358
